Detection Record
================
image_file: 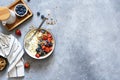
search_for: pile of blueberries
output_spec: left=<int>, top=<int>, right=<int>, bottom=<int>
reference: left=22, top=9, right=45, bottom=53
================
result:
left=15, top=5, right=27, bottom=16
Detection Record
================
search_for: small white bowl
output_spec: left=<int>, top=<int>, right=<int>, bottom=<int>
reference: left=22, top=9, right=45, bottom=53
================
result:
left=24, top=28, right=55, bottom=59
left=14, top=4, right=28, bottom=17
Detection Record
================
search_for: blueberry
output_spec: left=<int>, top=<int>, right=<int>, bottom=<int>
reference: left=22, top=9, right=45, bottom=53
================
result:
left=27, top=0, right=30, bottom=2
left=19, top=12, right=22, bottom=15
left=16, top=6, right=19, bottom=9
left=38, top=44, right=42, bottom=48
left=15, top=7, right=19, bottom=11
left=15, top=9, right=18, bottom=12
left=45, top=40, right=49, bottom=43
left=36, top=48, right=41, bottom=52
left=17, top=11, right=20, bottom=14
left=22, top=7, right=24, bottom=10
left=22, top=11, right=24, bottom=13
left=48, top=42, right=53, bottom=47
left=23, top=11, right=26, bottom=14
left=39, top=39, right=42, bottom=42
left=21, top=5, right=24, bottom=8
left=41, top=15, right=45, bottom=19
left=22, top=11, right=25, bottom=13
left=41, top=51, right=46, bottom=56
left=21, top=13, right=24, bottom=15
left=46, top=42, right=52, bottom=47
left=41, top=29, right=46, bottom=34
left=23, top=9, right=26, bottom=12
left=23, top=6, right=25, bottom=9
left=45, top=40, right=53, bottom=47
left=37, top=12, right=40, bottom=16
left=20, top=8, right=23, bottom=11
left=18, top=5, right=22, bottom=8
left=16, top=10, right=19, bottom=12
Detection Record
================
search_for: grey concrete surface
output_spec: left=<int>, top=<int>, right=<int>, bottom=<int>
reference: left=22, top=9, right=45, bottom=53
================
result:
left=0, top=0, right=120, bottom=80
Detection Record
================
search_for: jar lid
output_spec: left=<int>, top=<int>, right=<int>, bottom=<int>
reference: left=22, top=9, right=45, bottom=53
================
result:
left=0, top=7, right=10, bottom=21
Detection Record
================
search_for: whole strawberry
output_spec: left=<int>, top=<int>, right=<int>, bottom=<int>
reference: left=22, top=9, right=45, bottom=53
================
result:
left=24, top=62, right=30, bottom=68
left=15, top=29, right=21, bottom=36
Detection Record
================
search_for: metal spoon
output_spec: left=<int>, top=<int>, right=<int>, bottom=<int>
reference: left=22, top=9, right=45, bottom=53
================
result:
left=25, top=18, right=47, bottom=48
left=28, top=18, right=47, bottom=42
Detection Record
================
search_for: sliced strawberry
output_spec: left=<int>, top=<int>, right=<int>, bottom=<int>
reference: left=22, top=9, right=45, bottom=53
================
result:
left=35, top=53, right=40, bottom=58
left=48, top=38, right=52, bottom=42
left=42, top=45, right=46, bottom=50
left=44, top=47, right=50, bottom=53
left=42, top=35, right=48, bottom=40
left=47, top=33, right=52, bottom=38
left=49, top=47, right=52, bottom=52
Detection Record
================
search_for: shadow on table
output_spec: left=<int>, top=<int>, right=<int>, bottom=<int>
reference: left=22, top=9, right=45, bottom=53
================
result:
left=7, top=53, right=54, bottom=80
left=0, top=65, right=8, bottom=77
left=8, top=77, right=24, bottom=80
left=24, top=50, right=55, bottom=71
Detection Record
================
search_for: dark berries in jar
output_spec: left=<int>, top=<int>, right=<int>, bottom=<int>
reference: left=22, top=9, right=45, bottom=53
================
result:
left=15, top=4, right=27, bottom=16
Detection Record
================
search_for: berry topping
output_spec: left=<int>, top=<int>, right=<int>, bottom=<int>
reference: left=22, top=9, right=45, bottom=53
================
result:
left=48, top=38, right=52, bottom=42
left=35, top=53, right=40, bottom=58
left=42, top=35, right=48, bottom=40
left=47, top=34, right=52, bottom=38
left=41, top=29, right=46, bottom=34
left=41, top=51, right=46, bottom=56
left=36, top=47, right=41, bottom=53
left=42, top=45, right=46, bottom=50
left=44, top=47, right=50, bottom=53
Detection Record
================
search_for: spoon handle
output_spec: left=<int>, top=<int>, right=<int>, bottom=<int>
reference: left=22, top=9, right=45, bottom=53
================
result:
left=38, top=18, right=47, bottom=29
left=30, top=18, right=47, bottom=40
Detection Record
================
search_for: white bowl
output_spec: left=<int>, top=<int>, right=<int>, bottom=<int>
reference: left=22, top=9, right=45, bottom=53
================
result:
left=14, top=4, right=28, bottom=17
left=24, top=28, right=55, bottom=59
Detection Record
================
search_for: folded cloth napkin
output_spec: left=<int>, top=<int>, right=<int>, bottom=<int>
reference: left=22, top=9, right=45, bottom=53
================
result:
left=0, top=32, right=24, bottom=78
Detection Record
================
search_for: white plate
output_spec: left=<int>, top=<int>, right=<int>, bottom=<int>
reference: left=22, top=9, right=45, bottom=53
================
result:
left=24, top=28, right=55, bottom=59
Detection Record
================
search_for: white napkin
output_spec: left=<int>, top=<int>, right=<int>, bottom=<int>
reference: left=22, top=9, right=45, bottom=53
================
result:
left=0, top=32, right=24, bottom=78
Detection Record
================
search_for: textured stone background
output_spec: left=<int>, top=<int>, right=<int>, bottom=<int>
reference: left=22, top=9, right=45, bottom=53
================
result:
left=0, top=0, right=120, bottom=80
